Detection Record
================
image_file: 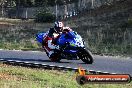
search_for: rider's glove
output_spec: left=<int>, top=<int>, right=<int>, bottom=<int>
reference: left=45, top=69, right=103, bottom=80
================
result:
left=55, top=45, right=60, bottom=50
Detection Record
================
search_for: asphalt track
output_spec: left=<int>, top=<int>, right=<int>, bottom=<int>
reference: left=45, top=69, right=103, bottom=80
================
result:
left=0, top=50, right=132, bottom=76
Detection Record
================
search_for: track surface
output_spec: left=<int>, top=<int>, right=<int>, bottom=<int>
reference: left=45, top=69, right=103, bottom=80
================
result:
left=0, top=50, right=132, bottom=76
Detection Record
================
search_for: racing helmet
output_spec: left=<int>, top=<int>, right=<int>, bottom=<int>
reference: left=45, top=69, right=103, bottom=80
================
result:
left=54, top=21, right=64, bottom=33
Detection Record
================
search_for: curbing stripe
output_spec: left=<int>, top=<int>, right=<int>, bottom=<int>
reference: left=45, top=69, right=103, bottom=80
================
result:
left=41, top=64, right=49, bottom=67
left=33, top=63, right=42, bottom=67
left=33, top=63, right=40, bottom=65
left=89, top=70, right=97, bottom=74
left=41, top=64, right=48, bottom=66
left=49, top=65, right=57, bottom=69
left=15, top=61, right=23, bottom=63
left=96, top=71, right=103, bottom=74
left=111, top=73, right=117, bottom=74
left=49, top=65, right=56, bottom=67
left=72, top=68, right=78, bottom=71
left=49, top=65, right=56, bottom=68
left=0, top=59, right=5, bottom=61
left=65, top=67, right=73, bottom=70
left=58, top=66, right=65, bottom=70
left=0, top=59, right=117, bottom=75
left=7, top=60, right=14, bottom=62
left=102, top=72, right=110, bottom=74
left=24, top=62, right=31, bottom=64
left=1, top=58, right=132, bottom=77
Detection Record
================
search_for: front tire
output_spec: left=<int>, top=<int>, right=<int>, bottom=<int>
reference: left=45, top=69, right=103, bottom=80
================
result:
left=78, top=48, right=94, bottom=64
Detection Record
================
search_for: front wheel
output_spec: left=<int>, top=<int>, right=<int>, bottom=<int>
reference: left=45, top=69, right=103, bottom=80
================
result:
left=78, top=48, right=94, bottom=64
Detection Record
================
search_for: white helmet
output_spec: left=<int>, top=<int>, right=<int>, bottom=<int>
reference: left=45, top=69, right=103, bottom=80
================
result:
left=54, top=21, right=64, bottom=33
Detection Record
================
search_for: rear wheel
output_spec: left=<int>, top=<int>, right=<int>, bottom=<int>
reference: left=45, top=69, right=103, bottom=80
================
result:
left=49, top=51, right=61, bottom=62
left=50, top=57, right=61, bottom=62
left=78, top=49, right=94, bottom=64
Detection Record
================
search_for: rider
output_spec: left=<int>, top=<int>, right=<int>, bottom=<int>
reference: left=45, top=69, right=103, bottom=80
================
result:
left=42, top=21, right=72, bottom=61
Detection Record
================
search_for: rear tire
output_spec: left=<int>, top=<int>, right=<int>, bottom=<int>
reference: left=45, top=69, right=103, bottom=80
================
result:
left=49, top=52, right=61, bottom=62
left=50, top=57, right=61, bottom=62
left=78, top=49, right=94, bottom=64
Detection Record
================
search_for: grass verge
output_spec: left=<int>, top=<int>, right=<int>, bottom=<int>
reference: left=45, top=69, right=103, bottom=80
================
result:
left=0, top=62, right=132, bottom=88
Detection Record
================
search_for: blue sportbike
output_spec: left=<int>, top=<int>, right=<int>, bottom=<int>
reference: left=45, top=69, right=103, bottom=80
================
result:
left=36, top=31, right=94, bottom=64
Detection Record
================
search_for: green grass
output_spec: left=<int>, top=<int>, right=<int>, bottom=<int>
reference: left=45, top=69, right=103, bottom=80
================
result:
left=0, top=19, right=53, bottom=50
left=0, top=63, right=132, bottom=88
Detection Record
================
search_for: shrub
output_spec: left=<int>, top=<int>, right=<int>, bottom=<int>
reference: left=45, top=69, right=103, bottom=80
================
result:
left=35, top=11, right=56, bottom=23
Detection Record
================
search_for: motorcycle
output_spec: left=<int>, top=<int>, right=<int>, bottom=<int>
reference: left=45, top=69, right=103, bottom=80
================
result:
left=36, top=31, right=94, bottom=64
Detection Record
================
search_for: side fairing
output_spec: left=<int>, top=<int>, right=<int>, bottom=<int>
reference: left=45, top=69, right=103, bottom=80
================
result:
left=36, top=33, right=46, bottom=43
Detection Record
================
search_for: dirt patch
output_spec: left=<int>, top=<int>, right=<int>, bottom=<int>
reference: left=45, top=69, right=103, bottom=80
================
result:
left=0, top=72, right=28, bottom=81
left=0, top=63, right=10, bottom=67
left=0, top=22, right=14, bottom=26
left=0, top=73, right=14, bottom=80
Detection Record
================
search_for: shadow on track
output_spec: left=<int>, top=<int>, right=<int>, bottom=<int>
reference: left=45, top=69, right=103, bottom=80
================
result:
left=56, top=61, right=70, bottom=63
left=78, top=62, right=93, bottom=64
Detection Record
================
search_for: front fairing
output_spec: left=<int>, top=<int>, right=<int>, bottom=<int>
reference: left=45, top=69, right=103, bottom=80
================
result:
left=58, top=31, right=84, bottom=46
left=57, top=31, right=85, bottom=53
left=68, top=31, right=85, bottom=48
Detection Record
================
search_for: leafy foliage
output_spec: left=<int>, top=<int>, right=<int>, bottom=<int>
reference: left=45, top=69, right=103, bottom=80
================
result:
left=35, top=11, right=56, bottom=23
left=4, top=0, right=78, bottom=7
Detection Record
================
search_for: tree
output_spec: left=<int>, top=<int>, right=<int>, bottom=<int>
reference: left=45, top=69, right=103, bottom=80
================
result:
left=34, top=0, right=47, bottom=7
left=35, top=10, right=56, bottom=23
left=0, top=0, right=8, bottom=17
left=13, top=0, right=35, bottom=7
